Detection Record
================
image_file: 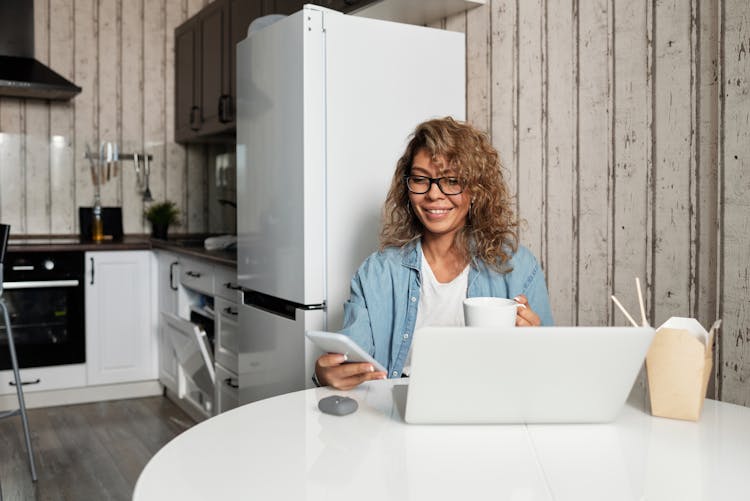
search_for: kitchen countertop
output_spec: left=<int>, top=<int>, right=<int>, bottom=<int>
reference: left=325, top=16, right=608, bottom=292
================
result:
left=7, top=234, right=237, bottom=267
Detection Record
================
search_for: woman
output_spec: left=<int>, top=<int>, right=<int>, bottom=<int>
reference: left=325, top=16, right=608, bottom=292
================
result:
left=316, top=117, right=554, bottom=390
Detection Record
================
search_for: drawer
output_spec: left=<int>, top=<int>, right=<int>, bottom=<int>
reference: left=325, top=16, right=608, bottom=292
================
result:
left=214, top=363, right=239, bottom=414
left=162, top=312, right=215, bottom=397
left=214, top=265, right=241, bottom=302
left=179, top=257, right=214, bottom=295
left=0, top=364, right=87, bottom=395
left=215, top=297, right=239, bottom=372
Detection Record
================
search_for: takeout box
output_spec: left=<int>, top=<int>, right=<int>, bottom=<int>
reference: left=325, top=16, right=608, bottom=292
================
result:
left=646, top=317, right=720, bottom=421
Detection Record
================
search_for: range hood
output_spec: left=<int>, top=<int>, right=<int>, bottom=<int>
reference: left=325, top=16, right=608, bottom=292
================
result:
left=0, top=0, right=81, bottom=100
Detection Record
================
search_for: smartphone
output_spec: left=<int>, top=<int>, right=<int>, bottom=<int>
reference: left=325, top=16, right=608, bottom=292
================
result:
left=305, top=330, right=387, bottom=373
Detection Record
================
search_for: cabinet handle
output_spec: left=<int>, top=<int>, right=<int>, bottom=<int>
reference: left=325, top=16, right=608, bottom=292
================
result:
left=90, top=257, right=95, bottom=285
left=169, top=261, right=179, bottom=290
left=186, top=271, right=202, bottom=278
left=223, top=306, right=238, bottom=316
left=223, top=282, right=242, bottom=291
left=218, top=94, right=234, bottom=123
left=224, top=377, right=239, bottom=389
left=9, top=378, right=41, bottom=387
left=189, top=106, right=202, bottom=131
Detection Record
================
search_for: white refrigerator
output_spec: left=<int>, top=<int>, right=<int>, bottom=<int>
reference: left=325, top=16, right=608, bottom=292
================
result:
left=236, top=5, right=465, bottom=403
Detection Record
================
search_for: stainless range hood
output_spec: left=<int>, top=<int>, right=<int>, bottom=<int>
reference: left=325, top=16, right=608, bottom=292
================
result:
left=0, top=0, right=81, bottom=101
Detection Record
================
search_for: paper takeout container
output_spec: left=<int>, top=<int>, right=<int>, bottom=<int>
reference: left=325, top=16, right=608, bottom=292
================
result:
left=646, top=317, right=720, bottom=421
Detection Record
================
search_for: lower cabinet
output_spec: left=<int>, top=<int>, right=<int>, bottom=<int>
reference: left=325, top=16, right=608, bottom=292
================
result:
left=214, top=363, right=239, bottom=413
left=157, top=254, right=240, bottom=417
left=85, top=251, right=157, bottom=385
left=156, top=251, right=180, bottom=394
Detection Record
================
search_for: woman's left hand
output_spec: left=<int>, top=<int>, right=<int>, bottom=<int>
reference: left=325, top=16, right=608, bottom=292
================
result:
left=514, top=294, right=541, bottom=326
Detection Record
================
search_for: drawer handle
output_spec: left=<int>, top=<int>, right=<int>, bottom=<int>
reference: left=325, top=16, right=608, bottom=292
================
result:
left=9, top=378, right=41, bottom=387
left=186, top=271, right=202, bottom=278
left=223, top=307, right=238, bottom=316
left=223, top=282, right=242, bottom=291
left=224, top=377, right=239, bottom=389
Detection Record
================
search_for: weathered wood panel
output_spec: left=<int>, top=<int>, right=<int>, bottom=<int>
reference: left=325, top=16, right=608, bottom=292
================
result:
left=121, top=0, right=145, bottom=234
left=143, top=0, right=167, bottom=232
left=516, top=0, right=545, bottom=266
left=696, top=0, right=720, bottom=330
left=0, top=99, right=24, bottom=231
left=26, top=0, right=51, bottom=233
left=719, top=0, right=750, bottom=406
left=576, top=0, right=612, bottom=326
left=489, top=0, right=518, bottom=204
left=652, top=0, right=694, bottom=325
left=49, top=0, right=77, bottom=235
left=466, top=2, right=491, bottom=132
left=98, top=0, right=120, bottom=207
left=74, top=0, right=100, bottom=230
left=544, top=0, right=576, bottom=325
left=612, top=0, right=650, bottom=324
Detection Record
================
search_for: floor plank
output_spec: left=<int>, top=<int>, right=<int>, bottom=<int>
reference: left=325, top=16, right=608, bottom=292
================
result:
left=0, top=396, right=194, bottom=500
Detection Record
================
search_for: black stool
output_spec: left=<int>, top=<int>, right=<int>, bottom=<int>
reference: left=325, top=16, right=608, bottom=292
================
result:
left=0, top=224, right=37, bottom=482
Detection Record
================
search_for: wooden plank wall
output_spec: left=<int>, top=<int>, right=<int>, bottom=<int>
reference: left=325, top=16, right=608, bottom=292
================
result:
left=719, top=0, right=750, bottom=406
left=0, top=0, right=210, bottom=236
left=448, top=0, right=749, bottom=406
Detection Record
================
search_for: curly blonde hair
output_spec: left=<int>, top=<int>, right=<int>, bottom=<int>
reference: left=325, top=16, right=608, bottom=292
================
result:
left=380, top=117, right=519, bottom=272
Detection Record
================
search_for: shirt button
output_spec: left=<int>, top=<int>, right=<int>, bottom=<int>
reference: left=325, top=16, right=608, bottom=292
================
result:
left=403, top=333, right=409, bottom=340
left=392, top=371, right=398, bottom=377
left=410, top=296, right=416, bottom=302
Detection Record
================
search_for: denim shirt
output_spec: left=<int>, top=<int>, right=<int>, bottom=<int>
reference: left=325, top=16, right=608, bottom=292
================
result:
left=340, top=240, right=554, bottom=378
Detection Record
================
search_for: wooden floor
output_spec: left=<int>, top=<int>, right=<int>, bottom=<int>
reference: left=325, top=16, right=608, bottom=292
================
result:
left=0, top=396, right=194, bottom=501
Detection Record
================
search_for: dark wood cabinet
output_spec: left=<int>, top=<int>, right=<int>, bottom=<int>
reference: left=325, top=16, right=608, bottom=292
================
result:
left=175, top=19, right=200, bottom=141
left=174, top=0, right=376, bottom=142
left=175, top=0, right=262, bottom=143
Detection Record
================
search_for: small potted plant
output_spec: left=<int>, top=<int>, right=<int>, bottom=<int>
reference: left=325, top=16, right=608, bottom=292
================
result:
left=145, top=200, right=180, bottom=240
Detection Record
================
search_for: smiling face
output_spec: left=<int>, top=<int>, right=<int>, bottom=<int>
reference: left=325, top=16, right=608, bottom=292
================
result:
left=408, top=148, right=471, bottom=244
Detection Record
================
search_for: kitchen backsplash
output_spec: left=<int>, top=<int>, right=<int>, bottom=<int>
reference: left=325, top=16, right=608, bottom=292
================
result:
left=0, top=0, right=215, bottom=236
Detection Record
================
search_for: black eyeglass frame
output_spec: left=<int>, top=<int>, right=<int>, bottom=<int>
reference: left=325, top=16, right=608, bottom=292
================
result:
left=403, top=175, right=464, bottom=196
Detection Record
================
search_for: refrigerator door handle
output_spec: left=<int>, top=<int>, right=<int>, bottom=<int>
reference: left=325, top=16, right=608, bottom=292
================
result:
left=241, top=288, right=325, bottom=321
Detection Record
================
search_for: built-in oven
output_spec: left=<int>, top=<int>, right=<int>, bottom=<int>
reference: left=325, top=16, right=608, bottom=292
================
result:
left=0, top=251, right=85, bottom=370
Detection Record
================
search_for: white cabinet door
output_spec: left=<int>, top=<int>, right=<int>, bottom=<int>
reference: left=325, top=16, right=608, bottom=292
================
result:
left=156, top=251, right=180, bottom=392
left=85, top=251, right=157, bottom=385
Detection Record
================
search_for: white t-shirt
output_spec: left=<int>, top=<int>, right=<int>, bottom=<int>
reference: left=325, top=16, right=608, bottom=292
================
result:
left=403, top=255, right=469, bottom=375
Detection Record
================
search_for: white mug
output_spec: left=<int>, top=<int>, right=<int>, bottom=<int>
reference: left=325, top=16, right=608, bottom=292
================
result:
left=463, top=297, right=524, bottom=328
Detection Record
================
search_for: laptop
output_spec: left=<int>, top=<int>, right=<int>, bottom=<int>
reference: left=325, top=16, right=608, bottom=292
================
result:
left=404, top=326, right=655, bottom=424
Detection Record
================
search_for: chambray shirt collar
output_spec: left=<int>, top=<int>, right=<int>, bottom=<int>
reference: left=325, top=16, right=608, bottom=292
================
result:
left=400, top=238, right=483, bottom=287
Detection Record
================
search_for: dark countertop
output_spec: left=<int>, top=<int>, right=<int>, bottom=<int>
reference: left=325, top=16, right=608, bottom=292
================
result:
left=150, top=238, right=237, bottom=267
left=7, top=234, right=237, bottom=268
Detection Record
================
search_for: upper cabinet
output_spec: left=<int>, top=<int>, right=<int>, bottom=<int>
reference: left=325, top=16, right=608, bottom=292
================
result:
left=175, top=0, right=485, bottom=143
left=175, top=0, right=261, bottom=143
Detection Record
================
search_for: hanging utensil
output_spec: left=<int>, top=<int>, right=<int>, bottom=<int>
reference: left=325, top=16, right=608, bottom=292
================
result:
left=133, top=152, right=141, bottom=187
left=112, top=142, right=119, bottom=178
left=142, top=152, right=153, bottom=202
left=85, top=143, right=97, bottom=186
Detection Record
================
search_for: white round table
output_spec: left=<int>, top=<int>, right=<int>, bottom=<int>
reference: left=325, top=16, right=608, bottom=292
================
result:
left=133, top=379, right=750, bottom=500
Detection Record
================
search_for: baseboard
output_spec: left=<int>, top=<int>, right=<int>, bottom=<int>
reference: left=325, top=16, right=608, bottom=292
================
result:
left=0, top=380, right=163, bottom=411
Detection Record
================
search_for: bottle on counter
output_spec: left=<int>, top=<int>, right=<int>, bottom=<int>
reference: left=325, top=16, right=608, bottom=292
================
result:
left=92, top=198, right=104, bottom=242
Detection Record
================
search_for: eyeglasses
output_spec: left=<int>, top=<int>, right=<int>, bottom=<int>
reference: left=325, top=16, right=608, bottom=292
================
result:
left=404, top=175, right=464, bottom=195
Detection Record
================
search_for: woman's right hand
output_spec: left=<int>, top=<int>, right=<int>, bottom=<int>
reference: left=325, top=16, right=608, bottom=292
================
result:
left=315, top=353, right=387, bottom=390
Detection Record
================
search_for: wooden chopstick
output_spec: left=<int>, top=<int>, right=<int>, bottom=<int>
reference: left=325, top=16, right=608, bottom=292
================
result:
left=611, top=295, right=639, bottom=327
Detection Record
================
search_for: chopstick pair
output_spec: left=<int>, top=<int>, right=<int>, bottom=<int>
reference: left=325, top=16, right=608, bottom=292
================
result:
left=611, top=277, right=650, bottom=327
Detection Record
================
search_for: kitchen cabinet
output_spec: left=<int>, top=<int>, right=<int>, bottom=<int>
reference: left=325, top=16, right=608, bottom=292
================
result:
left=156, top=251, right=180, bottom=394
left=157, top=252, right=240, bottom=417
left=175, top=0, right=261, bottom=142
left=85, top=251, right=157, bottom=385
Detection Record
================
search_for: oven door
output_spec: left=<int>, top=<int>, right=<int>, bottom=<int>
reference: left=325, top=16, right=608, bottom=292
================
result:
left=0, top=279, right=85, bottom=370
